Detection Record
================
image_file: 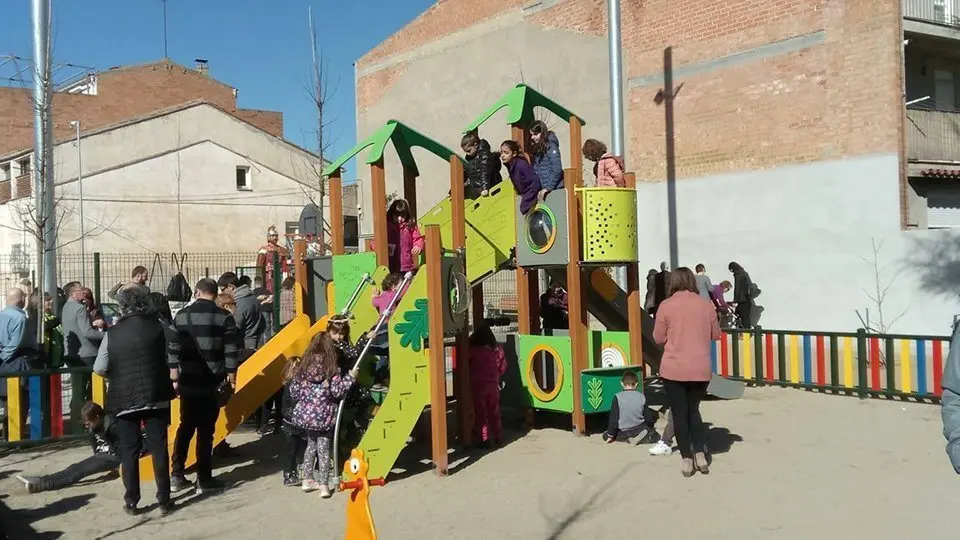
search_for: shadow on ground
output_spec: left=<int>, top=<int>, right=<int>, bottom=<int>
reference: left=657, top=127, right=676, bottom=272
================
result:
left=0, top=492, right=93, bottom=540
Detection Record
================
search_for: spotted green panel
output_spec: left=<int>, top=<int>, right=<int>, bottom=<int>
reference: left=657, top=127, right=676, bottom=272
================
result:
left=581, top=188, right=638, bottom=263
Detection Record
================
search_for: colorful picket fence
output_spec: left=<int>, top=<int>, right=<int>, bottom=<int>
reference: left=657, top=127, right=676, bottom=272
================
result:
left=1, top=367, right=106, bottom=445
left=711, top=328, right=950, bottom=401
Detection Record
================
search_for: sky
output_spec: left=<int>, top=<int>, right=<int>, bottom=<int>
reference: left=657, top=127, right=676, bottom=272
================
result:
left=0, top=0, right=437, bottom=176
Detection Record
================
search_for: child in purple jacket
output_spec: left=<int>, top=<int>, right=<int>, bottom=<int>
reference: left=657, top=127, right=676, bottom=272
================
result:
left=500, top=140, right=542, bottom=215
left=290, top=332, right=358, bottom=499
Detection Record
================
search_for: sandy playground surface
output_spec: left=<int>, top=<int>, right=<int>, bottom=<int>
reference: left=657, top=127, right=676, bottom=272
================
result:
left=0, top=386, right=957, bottom=540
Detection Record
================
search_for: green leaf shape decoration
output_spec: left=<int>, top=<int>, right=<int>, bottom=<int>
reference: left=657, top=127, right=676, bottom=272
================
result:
left=587, top=378, right=603, bottom=410
left=395, top=298, right=429, bottom=353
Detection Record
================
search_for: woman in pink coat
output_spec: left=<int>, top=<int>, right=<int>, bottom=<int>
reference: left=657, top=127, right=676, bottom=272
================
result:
left=653, top=267, right=721, bottom=477
left=582, top=139, right=625, bottom=187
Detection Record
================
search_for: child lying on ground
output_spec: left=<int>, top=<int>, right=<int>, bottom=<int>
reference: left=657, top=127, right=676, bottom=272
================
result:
left=603, top=372, right=660, bottom=444
left=16, top=402, right=126, bottom=492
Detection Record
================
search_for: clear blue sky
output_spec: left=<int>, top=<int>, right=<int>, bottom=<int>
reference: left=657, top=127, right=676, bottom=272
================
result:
left=0, top=0, right=435, bottom=176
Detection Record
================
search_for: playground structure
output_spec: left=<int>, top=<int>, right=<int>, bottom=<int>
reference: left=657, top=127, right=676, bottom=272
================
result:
left=137, top=84, right=743, bottom=482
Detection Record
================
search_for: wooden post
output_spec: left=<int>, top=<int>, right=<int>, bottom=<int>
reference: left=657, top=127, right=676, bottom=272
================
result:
left=449, top=156, right=473, bottom=447
left=569, top=116, right=583, bottom=182
left=329, top=171, right=344, bottom=255
left=511, top=123, right=540, bottom=335
left=370, top=160, right=389, bottom=267
left=564, top=166, right=588, bottom=433
left=623, top=172, right=644, bottom=370
left=425, top=226, right=449, bottom=475
left=403, top=167, right=418, bottom=218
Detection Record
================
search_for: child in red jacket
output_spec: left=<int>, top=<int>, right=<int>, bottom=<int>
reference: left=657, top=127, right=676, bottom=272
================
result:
left=469, top=325, right=507, bottom=447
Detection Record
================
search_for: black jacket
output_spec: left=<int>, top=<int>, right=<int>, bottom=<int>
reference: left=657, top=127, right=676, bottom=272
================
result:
left=103, top=314, right=175, bottom=414
left=732, top=270, right=753, bottom=304
left=463, top=140, right=503, bottom=199
left=168, top=298, right=240, bottom=395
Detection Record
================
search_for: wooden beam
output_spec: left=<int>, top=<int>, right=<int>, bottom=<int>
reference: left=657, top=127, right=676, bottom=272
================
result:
left=403, top=168, right=418, bottom=218
left=328, top=172, right=344, bottom=256
left=425, top=225, right=449, bottom=475
left=564, top=165, right=588, bottom=434
left=623, top=172, right=644, bottom=370
left=511, top=122, right=540, bottom=335
left=370, top=160, right=389, bottom=267
left=569, top=116, right=583, bottom=182
left=449, top=156, right=473, bottom=447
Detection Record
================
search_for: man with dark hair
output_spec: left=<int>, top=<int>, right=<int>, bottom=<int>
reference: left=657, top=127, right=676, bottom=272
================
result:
left=94, top=284, right=174, bottom=515
left=107, top=266, right=150, bottom=301
left=61, top=281, right=103, bottom=430
left=168, top=278, right=239, bottom=494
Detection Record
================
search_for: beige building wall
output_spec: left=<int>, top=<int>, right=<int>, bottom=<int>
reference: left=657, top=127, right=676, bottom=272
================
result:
left=0, top=103, right=333, bottom=257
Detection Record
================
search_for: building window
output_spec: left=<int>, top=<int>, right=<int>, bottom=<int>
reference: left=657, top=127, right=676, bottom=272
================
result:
left=935, top=69, right=956, bottom=110
left=236, top=166, right=251, bottom=191
left=0, top=163, right=10, bottom=182
left=17, top=158, right=30, bottom=177
left=344, top=216, right=359, bottom=248
left=927, top=187, right=960, bottom=228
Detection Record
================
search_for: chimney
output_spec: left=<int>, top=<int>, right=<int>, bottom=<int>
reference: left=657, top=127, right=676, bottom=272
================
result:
left=194, top=58, right=209, bottom=76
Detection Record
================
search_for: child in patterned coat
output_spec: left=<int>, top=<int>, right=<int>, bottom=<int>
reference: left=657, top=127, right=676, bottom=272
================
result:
left=290, top=332, right=358, bottom=499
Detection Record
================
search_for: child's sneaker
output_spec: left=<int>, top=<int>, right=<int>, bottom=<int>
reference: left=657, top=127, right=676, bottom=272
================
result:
left=370, top=383, right=388, bottom=393
left=319, top=485, right=333, bottom=499
left=648, top=440, right=673, bottom=456
left=15, top=474, right=40, bottom=494
left=301, top=478, right=320, bottom=492
left=282, top=471, right=300, bottom=487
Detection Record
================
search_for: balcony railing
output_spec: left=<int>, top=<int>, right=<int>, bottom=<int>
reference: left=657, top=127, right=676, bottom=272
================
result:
left=906, top=107, right=960, bottom=162
left=904, top=0, right=960, bottom=28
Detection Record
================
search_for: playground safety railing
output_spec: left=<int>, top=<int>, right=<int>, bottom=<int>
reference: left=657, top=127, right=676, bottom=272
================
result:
left=0, top=366, right=106, bottom=448
left=715, top=327, right=951, bottom=403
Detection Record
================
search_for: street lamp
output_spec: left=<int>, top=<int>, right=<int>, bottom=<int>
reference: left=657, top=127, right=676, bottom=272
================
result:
left=69, top=120, right=85, bottom=282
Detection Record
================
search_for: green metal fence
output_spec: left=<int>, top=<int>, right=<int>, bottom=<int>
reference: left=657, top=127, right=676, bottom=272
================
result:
left=714, top=327, right=951, bottom=402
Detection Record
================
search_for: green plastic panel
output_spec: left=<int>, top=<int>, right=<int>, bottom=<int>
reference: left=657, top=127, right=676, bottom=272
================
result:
left=323, top=120, right=463, bottom=178
left=580, top=367, right=643, bottom=415
left=516, top=334, right=573, bottom=413
left=587, top=330, right=633, bottom=369
left=418, top=181, right=517, bottom=284
left=332, top=252, right=378, bottom=313
left=463, top=84, right=586, bottom=133
left=581, top=188, right=638, bottom=263
left=442, top=254, right=470, bottom=335
left=358, top=267, right=430, bottom=479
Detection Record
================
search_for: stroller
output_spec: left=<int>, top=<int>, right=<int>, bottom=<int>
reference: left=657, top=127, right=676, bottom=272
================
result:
left=710, top=289, right=741, bottom=329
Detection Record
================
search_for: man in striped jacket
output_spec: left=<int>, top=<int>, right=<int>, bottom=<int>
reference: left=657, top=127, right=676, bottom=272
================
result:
left=167, top=278, right=240, bottom=494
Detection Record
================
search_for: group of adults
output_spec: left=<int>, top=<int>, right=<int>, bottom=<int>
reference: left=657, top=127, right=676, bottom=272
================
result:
left=646, top=261, right=757, bottom=328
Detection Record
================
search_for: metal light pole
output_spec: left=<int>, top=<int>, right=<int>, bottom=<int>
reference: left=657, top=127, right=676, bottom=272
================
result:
left=70, top=120, right=85, bottom=282
left=607, top=0, right=628, bottom=288
left=32, top=0, right=57, bottom=306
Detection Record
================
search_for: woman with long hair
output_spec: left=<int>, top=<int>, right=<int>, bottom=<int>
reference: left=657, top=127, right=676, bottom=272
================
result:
left=652, top=267, right=721, bottom=477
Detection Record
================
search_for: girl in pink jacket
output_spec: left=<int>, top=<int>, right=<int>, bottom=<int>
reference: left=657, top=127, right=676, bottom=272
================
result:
left=468, top=325, right=507, bottom=447
left=583, top=139, right=625, bottom=187
left=385, top=199, right=424, bottom=273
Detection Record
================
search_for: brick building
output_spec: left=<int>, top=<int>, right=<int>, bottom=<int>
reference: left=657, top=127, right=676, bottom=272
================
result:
left=354, top=0, right=960, bottom=333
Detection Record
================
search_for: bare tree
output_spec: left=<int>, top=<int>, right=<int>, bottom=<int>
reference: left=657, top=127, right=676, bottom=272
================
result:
left=857, top=238, right=907, bottom=350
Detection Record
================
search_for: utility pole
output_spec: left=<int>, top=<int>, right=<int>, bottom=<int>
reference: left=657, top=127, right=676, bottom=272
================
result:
left=162, top=0, right=169, bottom=58
left=607, top=0, right=629, bottom=288
left=70, top=120, right=86, bottom=282
left=32, top=0, right=57, bottom=310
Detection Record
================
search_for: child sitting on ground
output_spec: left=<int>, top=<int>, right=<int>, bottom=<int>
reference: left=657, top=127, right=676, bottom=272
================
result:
left=16, top=402, right=123, bottom=492
left=469, top=325, right=507, bottom=448
left=582, top=138, right=625, bottom=187
left=603, top=371, right=660, bottom=444
left=461, top=130, right=503, bottom=199
left=290, top=332, right=359, bottom=499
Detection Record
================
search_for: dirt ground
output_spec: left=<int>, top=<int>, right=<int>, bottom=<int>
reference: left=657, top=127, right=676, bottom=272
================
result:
left=1, top=386, right=956, bottom=540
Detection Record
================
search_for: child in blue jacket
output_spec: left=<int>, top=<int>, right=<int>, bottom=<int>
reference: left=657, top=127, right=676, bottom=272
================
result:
left=530, top=120, right=564, bottom=194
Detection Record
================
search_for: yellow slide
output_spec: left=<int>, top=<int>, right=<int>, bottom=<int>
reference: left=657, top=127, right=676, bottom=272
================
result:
left=139, top=313, right=322, bottom=481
